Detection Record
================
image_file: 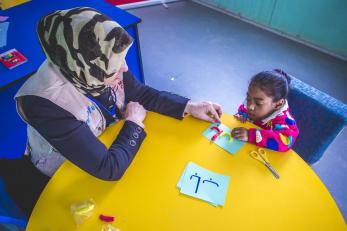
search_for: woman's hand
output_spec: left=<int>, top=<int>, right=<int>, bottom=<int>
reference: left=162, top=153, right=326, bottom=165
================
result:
left=184, top=101, right=222, bottom=123
left=231, top=127, right=249, bottom=141
left=124, top=101, right=147, bottom=128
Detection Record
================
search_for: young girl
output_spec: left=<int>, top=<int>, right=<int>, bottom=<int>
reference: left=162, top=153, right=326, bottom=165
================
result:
left=231, top=69, right=299, bottom=152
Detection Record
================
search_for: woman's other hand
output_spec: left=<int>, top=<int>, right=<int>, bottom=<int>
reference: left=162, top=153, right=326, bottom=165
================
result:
left=124, top=101, right=147, bottom=128
left=184, top=101, right=222, bottom=123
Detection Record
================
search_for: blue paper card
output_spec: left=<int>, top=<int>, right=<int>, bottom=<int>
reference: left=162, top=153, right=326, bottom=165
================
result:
left=0, top=22, right=9, bottom=48
left=203, top=123, right=245, bottom=154
left=177, top=162, right=230, bottom=206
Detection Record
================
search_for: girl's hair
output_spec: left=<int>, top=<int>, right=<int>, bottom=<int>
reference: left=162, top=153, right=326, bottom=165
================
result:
left=249, top=69, right=291, bottom=101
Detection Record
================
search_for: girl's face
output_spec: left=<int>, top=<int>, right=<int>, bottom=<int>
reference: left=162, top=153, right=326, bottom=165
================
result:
left=246, top=86, right=284, bottom=121
left=104, top=60, right=128, bottom=87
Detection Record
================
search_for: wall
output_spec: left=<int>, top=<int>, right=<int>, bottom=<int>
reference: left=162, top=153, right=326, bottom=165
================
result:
left=196, top=0, right=347, bottom=59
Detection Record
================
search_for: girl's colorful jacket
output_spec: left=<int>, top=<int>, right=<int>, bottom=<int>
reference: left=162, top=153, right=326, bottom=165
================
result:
left=236, top=100, right=299, bottom=152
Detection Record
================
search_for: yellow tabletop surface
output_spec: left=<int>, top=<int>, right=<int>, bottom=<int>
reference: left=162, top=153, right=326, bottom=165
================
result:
left=27, top=112, right=346, bottom=231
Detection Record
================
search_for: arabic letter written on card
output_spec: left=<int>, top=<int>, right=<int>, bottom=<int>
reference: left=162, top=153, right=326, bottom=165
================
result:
left=178, top=162, right=229, bottom=206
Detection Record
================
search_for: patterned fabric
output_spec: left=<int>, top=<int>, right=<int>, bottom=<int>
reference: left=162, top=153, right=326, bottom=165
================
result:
left=15, top=61, right=107, bottom=176
left=236, top=100, right=299, bottom=152
left=288, top=75, right=347, bottom=164
left=93, top=75, right=126, bottom=116
left=37, top=7, right=133, bottom=97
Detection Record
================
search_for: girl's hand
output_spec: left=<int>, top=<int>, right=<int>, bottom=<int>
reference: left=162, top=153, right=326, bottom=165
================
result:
left=231, top=127, right=249, bottom=141
left=184, top=101, right=222, bottom=123
left=124, top=101, right=147, bottom=128
left=234, top=114, right=247, bottom=123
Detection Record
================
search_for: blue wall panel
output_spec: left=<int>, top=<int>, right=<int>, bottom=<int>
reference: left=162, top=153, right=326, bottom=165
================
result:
left=198, top=0, right=347, bottom=58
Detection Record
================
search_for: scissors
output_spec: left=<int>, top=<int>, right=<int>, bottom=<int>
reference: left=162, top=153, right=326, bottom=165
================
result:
left=249, top=148, right=280, bottom=179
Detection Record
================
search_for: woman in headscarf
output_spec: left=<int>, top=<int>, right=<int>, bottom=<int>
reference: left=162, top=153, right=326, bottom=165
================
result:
left=15, top=7, right=222, bottom=182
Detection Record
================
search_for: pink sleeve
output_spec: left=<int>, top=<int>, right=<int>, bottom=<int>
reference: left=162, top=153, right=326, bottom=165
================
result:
left=235, top=104, right=249, bottom=119
left=237, top=104, right=248, bottom=114
left=248, top=116, right=299, bottom=152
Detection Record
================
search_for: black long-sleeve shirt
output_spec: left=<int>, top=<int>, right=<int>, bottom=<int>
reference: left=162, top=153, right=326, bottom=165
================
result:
left=20, top=71, right=189, bottom=180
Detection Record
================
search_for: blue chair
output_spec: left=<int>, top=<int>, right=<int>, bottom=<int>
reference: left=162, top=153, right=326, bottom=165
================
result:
left=287, top=76, right=347, bottom=164
left=0, top=178, right=27, bottom=230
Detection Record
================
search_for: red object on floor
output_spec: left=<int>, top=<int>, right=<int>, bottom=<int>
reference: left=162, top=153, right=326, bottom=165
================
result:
left=105, top=0, right=148, bottom=6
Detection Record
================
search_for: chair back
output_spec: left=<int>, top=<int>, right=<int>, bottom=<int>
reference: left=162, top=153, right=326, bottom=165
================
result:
left=288, top=76, right=347, bottom=164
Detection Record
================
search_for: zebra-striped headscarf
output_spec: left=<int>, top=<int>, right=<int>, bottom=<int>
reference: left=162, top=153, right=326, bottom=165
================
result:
left=37, top=7, right=133, bottom=96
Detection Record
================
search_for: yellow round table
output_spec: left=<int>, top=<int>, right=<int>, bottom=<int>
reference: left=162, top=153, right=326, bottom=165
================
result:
left=26, top=112, right=346, bottom=231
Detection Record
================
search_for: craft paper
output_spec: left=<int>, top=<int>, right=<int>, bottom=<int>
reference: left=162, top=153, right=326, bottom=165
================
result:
left=1, top=0, right=30, bottom=10
left=177, top=162, right=229, bottom=206
left=0, top=22, right=9, bottom=48
left=203, top=123, right=245, bottom=154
